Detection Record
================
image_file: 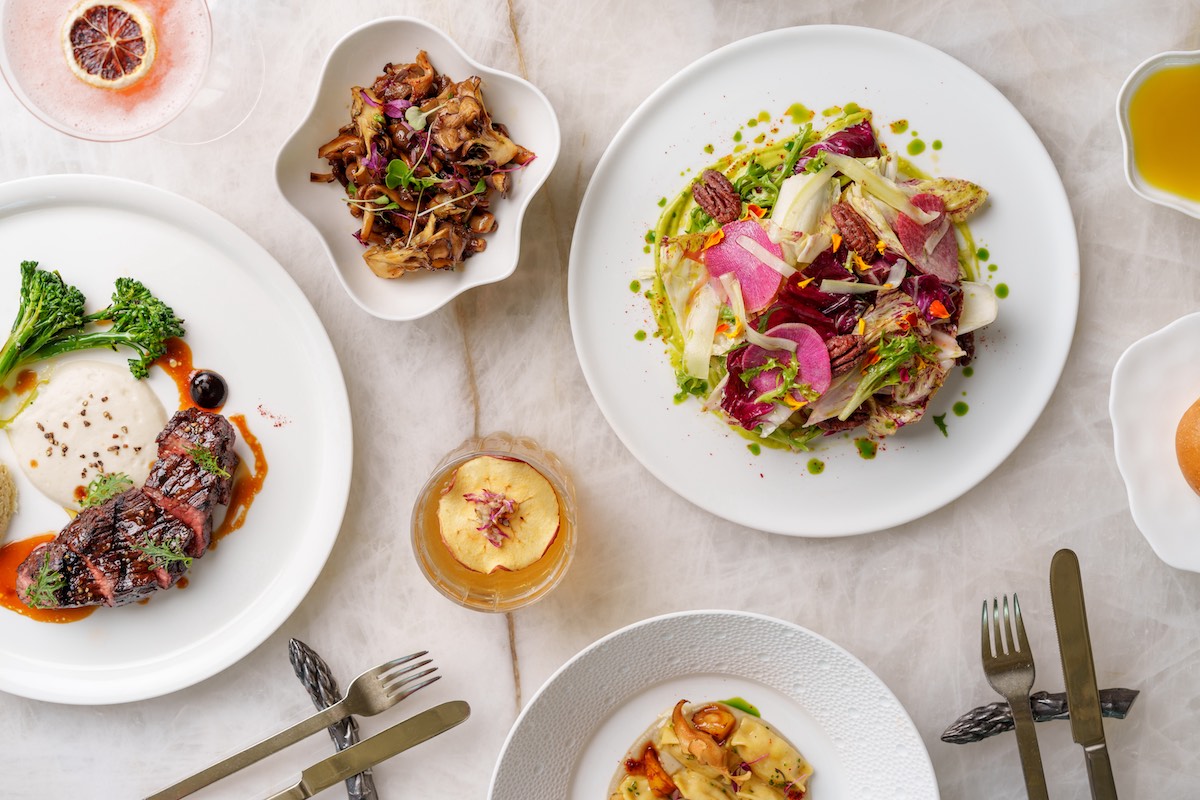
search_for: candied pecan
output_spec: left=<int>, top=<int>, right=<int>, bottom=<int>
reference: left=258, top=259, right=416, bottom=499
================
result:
left=817, top=408, right=869, bottom=434
left=692, top=169, right=741, bottom=224
left=830, top=202, right=878, bottom=262
left=956, top=330, right=975, bottom=366
left=826, top=333, right=867, bottom=377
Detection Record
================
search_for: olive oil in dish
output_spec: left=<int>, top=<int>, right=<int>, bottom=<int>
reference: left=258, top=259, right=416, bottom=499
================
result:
left=1128, top=63, right=1200, bottom=202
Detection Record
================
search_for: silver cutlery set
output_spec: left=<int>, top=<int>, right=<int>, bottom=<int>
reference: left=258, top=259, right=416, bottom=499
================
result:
left=147, top=651, right=463, bottom=800
left=982, top=549, right=1119, bottom=799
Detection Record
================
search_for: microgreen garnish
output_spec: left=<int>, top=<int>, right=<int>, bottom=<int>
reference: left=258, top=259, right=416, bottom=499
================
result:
left=133, top=537, right=193, bottom=571
left=342, top=194, right=402, bottom=213
left=81, top=471, right=133, bottom=508
left=801, top=149, right=828, bottom=174
left=415, top=180, right=486, bottom=219
left=404, top=102, right=445, bottom=131
left=385, top=159, right=445, bottom=192
left=22, top=551, right=63, bottom=609
left=463, top=490, right=518, bottom=548
left=188, top=446, right=231, bottom=479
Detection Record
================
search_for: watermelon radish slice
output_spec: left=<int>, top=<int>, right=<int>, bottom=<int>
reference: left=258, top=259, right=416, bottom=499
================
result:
left=894, top=193, right=960, bottom=283
left=720, top=322, right=832, bottom=429
left=704, top=220, right=785, bottom=313
left=764, top=323, right=832, bottom=395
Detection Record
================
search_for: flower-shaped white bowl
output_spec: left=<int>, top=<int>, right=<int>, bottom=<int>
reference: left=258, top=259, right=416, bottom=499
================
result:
left=275, top=17, right=560, bottom=320
left=1110, top=312, right=1200, bottom=572
left=1116, top=50, right=1200, bottom=219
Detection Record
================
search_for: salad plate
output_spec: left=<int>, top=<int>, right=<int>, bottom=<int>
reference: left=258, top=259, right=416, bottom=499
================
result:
left=569, top=25, right=1078, bottom=536
left=488, top=610, right=938, bottom=800
left=0, top=175, right=352, bottom=704
left=1111, top=313, right=1200, bottom=573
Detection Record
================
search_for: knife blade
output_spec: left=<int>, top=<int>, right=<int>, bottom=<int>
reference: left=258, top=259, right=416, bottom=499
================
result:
left=1050, top=549, right=1119, bottom=800
left=265, top=701, right=470, bottom=800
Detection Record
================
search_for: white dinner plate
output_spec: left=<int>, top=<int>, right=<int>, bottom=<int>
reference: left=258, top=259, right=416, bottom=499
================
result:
left=1111, top=312, right=1200, bottom=572
left=0, top=175, right=352, bottom=704
left=568, top=25, right=1078, bottom=536
left=489, top=610, right=938, bottom=800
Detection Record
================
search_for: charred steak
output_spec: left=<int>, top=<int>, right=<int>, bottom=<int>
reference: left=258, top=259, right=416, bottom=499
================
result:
left=15, top=409, right=239, bottom=609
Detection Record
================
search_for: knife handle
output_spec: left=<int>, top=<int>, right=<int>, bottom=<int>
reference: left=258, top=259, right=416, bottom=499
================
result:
left=1009, top=697, right=1049, bottom=800
left=1085, top=746, right=1118, bottom=800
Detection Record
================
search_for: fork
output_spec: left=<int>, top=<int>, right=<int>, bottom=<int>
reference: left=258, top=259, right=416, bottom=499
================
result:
left=981, top=595, right=1048, bottom=800
left=146, top=652, right=440, bottom=800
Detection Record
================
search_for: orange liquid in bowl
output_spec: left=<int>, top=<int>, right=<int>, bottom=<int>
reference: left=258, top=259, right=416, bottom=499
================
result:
left=1128, top=63, right=1200, bottom=202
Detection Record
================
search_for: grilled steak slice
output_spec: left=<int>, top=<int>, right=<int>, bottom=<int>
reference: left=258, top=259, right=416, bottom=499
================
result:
left=15, top=540, right=107, bottom=609
left=59, top=493, right=160, bottom=605
left=112, top=488, right=194, bottom=588
left=156, top=408, right=239, bottom=502
left=144, top=454, right=224, bottom=555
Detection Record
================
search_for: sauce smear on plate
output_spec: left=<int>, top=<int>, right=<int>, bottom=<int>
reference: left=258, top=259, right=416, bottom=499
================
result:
left=1129, top=64, right=1200, bottom=201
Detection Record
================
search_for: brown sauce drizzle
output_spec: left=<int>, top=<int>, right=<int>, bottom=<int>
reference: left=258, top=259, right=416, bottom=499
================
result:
left=156, top=337, right=204, bottom=410
left=0, top=534, right=97, bottom=623
left=212, top=414, right=267, bottom=544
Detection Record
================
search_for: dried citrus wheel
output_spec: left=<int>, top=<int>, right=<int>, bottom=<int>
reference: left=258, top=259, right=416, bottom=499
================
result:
left=60, top=0, right=157, bottom=91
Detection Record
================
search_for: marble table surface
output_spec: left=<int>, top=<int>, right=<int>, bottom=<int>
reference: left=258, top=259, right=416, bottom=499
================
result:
left=3, top=1, right=1200, bottom=798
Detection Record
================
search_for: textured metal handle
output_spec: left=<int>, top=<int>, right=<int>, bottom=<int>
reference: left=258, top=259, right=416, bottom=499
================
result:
left=1009, top=696, right=1049, bottom=800
left=145, top=702, right=346, bottom=800
left=1085, top=746, right=1119, bottom=800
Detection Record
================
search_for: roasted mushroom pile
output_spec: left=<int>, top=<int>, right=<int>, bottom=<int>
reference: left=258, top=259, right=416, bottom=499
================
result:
left=610, top=700, right=814, bottom=799
left=312, top=51, right=535, bottom=279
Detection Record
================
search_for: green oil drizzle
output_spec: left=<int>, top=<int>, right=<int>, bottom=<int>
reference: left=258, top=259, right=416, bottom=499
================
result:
left=962, top=366, right=974, bottom=378
left=890, top=119, right=909, bottom=134
left=722, top=697, right=761, bottom=717
left=643, top=245, right=651, bottom=254
left=932, top=140, right=943, bottom=151
left=704, top=144, right=714, bottom=154
left=821, top=105, right=842, bottom=117
left=995, top=283, right=1009, bottom=299
left=988, top=264, right=998, bottom=272
left=634, top=330, right=647, bottom=341
left=757, top=110, right=771, bottom=123
left=732, top=130, right=743, bottom=143
left=932, top=413, right=949, bottom=437
left=657, top=197, right=667, bottom=207
left=747, top=118, right=758, bottom=128
left=976, top=247, right=990, bottom=261
left=754, top=133, right=766, bottom=144
left=855, top=438, right=877, bottom=459
left=786, top=103, right=813, bottom=124
left=807, top=458, right=825, bottom=475
left=747, top=443, right=761, bottom=456
left=953, top=401, right=969, bottom=417
left=644, top=229, right=656, bottom=243
left=629, top=280, right=641, bottom=293
left=907, top=139, right=926, bottom=156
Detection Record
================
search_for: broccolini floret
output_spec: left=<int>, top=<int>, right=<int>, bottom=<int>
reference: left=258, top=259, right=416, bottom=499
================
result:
left=0, top=261, right=185, bottom=384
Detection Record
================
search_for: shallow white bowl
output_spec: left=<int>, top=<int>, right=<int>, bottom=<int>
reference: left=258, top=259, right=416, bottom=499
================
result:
left=1110, top=312, right=1200, bottom=573
left=1116, top=50, right=1200, bottom=219
left=276, top=17, right=560, bottom=321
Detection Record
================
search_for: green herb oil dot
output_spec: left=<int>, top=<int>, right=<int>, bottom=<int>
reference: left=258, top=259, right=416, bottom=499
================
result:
left=932, top=140, right=943, bottom=150
left=807, top=458, right=825, bottom=475
left=747, top=118, right=758, bottom=128
left=786, top=103, right=812, bottom=124
left=890, top=119, right=909, bottom=134
left=962, top=366, right=974, bottom=377
left=722, top=697, right=761, bottom=717
left=629, top=280, right=641, bottom=293
left=747, top=443, right=761, bottom=456
left=995, top=283, right=1009, bottom=299
left=754, top=133, right=766, bottom=144
left=703, top=144, right=714, bottom=154
left=953, top=401, right=969, bottom=417
left=843, top=102, right=861, bottom=114
left=644, top=229, right=655, bottom=243
left=976, top=247, right=989, bottom=261
left=657, top=197, right=667, bottom=207
left=634, top=330, right=647, bottom=341
left=988, top=264, right=998, bottom=272
left=855, top=439, right=877, bottom=459
left=907, top=139, right=926, bottom=155
left=732, top=131, right=743, bottom=143
left=643, top=245, right=651, bottom=254
left=757, top=110, right=771, bottom=122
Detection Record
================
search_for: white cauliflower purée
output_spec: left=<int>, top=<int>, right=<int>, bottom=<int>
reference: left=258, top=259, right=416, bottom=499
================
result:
left=8, top=360, right=166, bottom=509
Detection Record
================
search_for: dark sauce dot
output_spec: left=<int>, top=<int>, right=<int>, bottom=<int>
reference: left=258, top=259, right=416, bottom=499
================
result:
left=189, top=371, right=228, bottom=409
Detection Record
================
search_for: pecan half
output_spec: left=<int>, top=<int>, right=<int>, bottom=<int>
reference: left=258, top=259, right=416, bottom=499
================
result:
left=826, top=333, right=867, bottom=377
left=692, top=169, right=741, bottom=224
left=830, top=202, right=878, bottom=262
left=817, top=407, right=869, bottom=434
left=956, top=330, right=975, bottom=366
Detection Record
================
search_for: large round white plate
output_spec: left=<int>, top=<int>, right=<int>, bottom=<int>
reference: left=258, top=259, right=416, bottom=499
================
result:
left=0, top=175, right=352, bottom=704
left=568, top=25, right=1078, bottom=536
left=1111, top=313, right=1200, bottom=572
left=488, top=610, right=938, bottom=800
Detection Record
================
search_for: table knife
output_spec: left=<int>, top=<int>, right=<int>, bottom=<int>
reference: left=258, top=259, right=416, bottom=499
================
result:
left=1050, top=549, right=1118, bottom=800
left=264, top=701, right=470, bottom=800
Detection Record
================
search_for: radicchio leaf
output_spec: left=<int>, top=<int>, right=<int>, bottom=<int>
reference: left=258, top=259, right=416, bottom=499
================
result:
left=795, top=120, right=880, bottom=173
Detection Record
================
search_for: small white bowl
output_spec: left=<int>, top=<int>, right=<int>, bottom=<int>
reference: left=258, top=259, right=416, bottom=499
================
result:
left=1116, top=50, right=1200, bottom=219
left=1110, top=312, right=1200, bottom=573
left=275, top=17, right=560, bottom=320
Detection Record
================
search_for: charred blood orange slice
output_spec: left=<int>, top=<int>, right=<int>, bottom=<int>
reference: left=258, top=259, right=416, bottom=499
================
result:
left=60, top=0, right=157, bottom=91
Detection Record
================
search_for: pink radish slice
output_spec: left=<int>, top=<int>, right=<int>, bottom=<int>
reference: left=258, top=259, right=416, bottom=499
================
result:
left=895, top=193, right=960, bottom=283
left=703, top=220, right=784, bottom=313
left=764, top=322, right=832, bottom=394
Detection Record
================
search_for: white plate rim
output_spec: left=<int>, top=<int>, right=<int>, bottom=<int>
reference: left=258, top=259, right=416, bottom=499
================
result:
left=273, top=15, right=562, bottom=321
left=0, top=173, right=353, bottom=704
left=487, top=609, right=938, bottom=800
left=567, top=24, right=1079, bottom=537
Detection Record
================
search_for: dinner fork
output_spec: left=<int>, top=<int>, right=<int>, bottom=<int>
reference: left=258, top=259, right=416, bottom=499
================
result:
left=146, top=652, right=440, bottom=800
left=981, top=595, right=1048, bottom=800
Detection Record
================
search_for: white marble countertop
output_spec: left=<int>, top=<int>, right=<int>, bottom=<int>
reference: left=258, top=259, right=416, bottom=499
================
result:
left=2, top=1, right=1200, bottom=798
